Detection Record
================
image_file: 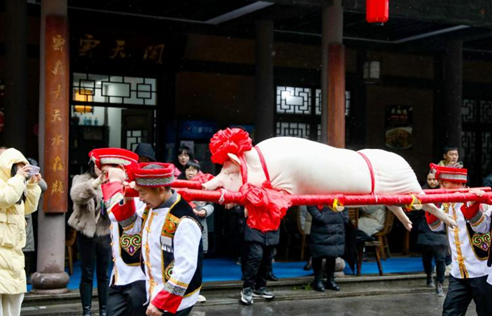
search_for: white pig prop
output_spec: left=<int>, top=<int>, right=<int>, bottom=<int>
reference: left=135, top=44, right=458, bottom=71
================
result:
left=203, top=128, right=456, bottom=232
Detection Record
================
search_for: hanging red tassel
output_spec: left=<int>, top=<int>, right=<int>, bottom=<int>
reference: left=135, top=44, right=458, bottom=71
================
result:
left=366, top=0, right=389, bottom=24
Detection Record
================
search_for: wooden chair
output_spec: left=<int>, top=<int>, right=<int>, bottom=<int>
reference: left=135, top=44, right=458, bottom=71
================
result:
left=65, top=227, right=77, bottom=276
left=375, top=211, right=395, bottom=260
left=350, top=208, right=383, bottom=276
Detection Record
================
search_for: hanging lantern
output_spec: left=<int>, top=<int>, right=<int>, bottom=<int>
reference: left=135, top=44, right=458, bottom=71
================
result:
left=366, top=0, right=389, bottom=24
left=363, top=60, right=381, bottom=84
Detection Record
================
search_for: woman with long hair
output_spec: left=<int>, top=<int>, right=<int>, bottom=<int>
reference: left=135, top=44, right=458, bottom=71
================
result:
left=69, top=159, right=111, bottom=316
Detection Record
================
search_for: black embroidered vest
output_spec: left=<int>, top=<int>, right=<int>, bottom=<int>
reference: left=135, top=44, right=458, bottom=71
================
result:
left=160, top=198, right=203, bottom=296
left=118, top=224, right=142, bottom=266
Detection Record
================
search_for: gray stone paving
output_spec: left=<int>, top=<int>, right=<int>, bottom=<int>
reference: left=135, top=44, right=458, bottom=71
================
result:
left=191, top=292, right=477, bottom=316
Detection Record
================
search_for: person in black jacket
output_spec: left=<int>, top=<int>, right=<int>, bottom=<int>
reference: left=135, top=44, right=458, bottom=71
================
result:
left=240, top=224, right=279, bottom=306
left=417, top=170, right=448, bottom=297
left=307, top=205, right=348, bottom=292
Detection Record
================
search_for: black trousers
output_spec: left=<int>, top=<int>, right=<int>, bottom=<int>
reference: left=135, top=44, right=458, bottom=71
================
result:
left=107, top=280, right=147, bottom=316
left=421, top=245, right=447, bottom=283
left=443, top=276, right=492, bottom=316
left=312, top=257, right=336, bottom=279
left=78, top=233, right=112, bottom=285
left=243, top=242, right=275, bottom=290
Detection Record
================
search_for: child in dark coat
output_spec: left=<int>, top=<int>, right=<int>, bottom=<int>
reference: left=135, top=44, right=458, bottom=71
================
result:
left=307, top=205, right=348, bottom=292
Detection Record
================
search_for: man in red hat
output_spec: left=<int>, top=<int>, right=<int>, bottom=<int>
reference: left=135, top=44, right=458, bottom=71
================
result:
left=106, top=162, right=203, bottom=316
left=88, top=148, right=148, bottom=316
left=426, top=163, right=492, bottom=316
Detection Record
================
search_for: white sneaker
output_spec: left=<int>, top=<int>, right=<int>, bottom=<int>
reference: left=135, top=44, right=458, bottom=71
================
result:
left=197, top=294, right=206, bottom=303
left=445, top=264, right=452, bottom=276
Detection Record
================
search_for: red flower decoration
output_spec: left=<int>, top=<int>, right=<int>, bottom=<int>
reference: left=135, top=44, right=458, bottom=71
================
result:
left=209, top=128, right=253, bottom=164
left=239, top=183, right=292, bottom=232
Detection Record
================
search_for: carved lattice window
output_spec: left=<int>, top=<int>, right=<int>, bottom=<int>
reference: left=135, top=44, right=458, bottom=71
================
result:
left=462, top=99, right=476, bottom=123
left=479, top=100, right=492, bottom=123
left=276, top=86, right=311, bottom=115
left=276, top=122, right=310, bottom=139
left=315, top=89, right=350, bottom=116
left=72, top=73, right=157, bottom=106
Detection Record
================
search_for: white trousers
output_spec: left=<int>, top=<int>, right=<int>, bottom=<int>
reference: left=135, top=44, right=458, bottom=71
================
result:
left=0, top=294, right=24, bottom=316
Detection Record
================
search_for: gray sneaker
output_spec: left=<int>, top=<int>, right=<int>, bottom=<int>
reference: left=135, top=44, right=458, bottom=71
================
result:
left=426, top=276, right=435, bottom=288
left=253, top=287, right=275, bottom=300
left=241, top=287, right=253, bottom=305
left=436, top=282, right=445, bottom=297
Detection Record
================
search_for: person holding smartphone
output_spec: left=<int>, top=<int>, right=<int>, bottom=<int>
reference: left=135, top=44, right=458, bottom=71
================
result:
left=0, top=148, right=42, bottom=316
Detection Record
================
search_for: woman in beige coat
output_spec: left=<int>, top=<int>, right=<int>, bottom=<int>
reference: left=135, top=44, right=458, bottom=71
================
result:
left=0, top=148, right=42, bottom=316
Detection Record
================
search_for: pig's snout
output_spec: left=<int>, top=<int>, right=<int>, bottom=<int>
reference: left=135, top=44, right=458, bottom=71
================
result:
left=202, top=177, right=223, bottom=191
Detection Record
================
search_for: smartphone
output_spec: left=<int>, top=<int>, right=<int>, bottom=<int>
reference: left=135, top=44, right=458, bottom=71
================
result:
left=28, top=166, right=40, bottom=177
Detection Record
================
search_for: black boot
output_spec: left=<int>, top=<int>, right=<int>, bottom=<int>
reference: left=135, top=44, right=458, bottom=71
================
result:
left=312, top=258, right=325, bottom=292
left=80, top=282, right=93, bottom=316
left=325, top=258, right=340, bottom=291
left=267, top=270, right=278, bottom=281
left=303, top=257, right=312, bottom=271
left=313, top=277, right=325, bottom=292
left=325, top=276, right=340, bottom=291
left=98, top=282, right=108, bottom=316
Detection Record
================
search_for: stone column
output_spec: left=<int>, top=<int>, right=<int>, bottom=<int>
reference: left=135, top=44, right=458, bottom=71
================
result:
left=4, top=0, right=27, bottom=151
left=321, top=0, right=345, bottom=148
left=443, top=40, right=463, bottom=152
left=254, top=20, right=275, bottom=143
left=321, top=0, right=346, bottom=276
left=31, top=0, right=70, bottom=294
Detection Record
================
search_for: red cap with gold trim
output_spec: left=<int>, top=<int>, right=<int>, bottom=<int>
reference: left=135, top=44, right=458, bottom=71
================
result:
left=429, top=163, right=467, bottom=183
left=89, top=148, right=139, bottom=169
left=133, top=162, right=175, bottom=187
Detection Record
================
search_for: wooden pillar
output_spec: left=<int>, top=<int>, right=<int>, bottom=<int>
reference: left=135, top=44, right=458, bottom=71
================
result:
left=255, top=20, right=275, bottom=143
left=443, top=40, right=463, bottom=152
left=321, top=0, right=345, bottom=147
left=4, top=0, right=27, bottom=151
left=327, top=44, right=346, bottom=148
left=31, top=0, right=70, bottom=294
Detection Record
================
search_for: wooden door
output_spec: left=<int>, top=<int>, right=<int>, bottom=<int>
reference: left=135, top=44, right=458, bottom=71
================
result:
left=121, top=109, right=154, bottom=151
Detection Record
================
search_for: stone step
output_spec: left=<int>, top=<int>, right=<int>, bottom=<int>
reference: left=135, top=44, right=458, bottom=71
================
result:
left=22, top=273, right=443, bottom=316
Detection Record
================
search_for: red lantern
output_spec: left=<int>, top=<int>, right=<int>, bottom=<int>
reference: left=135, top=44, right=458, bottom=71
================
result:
left=366, top=0, right=389, bottom=24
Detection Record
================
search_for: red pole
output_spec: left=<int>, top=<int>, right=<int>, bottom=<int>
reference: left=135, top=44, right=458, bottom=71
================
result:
left=423, top=187, right=491, bottom=194
left=172, top=179, right=203, bottom=190
left=176, top=188, right=492, bottom=208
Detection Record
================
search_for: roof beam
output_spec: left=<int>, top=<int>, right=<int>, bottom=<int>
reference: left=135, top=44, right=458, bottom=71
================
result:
left=344, top=0, right=492, bottom=28
left=264, top=0, right=492, bottom=28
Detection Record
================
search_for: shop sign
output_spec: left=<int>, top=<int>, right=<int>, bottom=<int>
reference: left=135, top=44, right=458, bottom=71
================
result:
left=385, top=105, right=413, bottom=150
left=76, top=33, right=166, bottom=64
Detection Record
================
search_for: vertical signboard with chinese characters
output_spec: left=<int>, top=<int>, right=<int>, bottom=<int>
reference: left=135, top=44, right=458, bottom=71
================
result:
left=44, top=16, right=69, bottom=213
left=385, top=105, right=413, bottom=150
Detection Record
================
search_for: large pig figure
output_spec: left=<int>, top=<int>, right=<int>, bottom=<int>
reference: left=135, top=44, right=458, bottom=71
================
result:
left=202, top=128, right=456, bottom=230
